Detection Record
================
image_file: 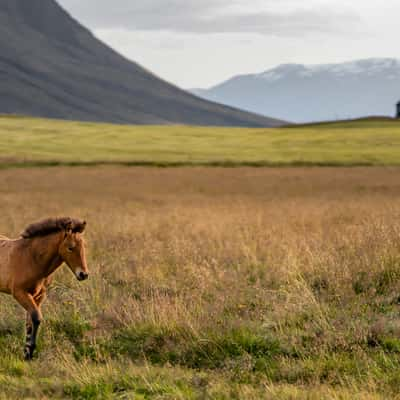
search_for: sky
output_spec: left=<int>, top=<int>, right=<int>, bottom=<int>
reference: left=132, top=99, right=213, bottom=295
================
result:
left=58, top=0, right=399, bottom=89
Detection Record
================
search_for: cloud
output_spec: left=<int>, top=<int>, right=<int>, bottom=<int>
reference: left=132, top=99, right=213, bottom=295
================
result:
left=58, top=0, right=361, bottom=36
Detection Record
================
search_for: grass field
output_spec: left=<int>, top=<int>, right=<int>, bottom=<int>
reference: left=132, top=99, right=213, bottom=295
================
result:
left=1, top=116, right=400, bottom=166
left=0, top=166, right=400, bottom=398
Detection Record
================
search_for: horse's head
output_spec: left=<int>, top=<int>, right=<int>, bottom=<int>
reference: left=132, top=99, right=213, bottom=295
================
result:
left=59, top=220, right=89, bottom=281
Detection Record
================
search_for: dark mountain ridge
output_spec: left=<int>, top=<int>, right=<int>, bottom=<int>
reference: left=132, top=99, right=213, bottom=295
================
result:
left=0, top=0, right=283, bottom=126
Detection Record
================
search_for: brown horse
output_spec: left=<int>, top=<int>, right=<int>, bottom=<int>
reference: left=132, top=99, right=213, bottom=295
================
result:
left=0, top=217, right=89, bottom=360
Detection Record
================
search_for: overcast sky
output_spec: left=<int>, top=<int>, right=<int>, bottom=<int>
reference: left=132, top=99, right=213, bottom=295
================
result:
left=58, top=0, right=399, bottom=88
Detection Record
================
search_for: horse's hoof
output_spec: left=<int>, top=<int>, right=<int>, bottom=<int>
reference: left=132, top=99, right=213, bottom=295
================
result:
left=24, top=347, right=33, bottom=361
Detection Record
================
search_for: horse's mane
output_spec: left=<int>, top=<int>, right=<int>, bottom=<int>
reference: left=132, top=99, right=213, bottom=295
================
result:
left=21, top=217, right=86, bottom=239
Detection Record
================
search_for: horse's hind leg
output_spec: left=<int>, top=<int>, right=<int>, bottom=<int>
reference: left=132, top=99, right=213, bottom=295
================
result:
left=13, top=290, right=43, bottom=360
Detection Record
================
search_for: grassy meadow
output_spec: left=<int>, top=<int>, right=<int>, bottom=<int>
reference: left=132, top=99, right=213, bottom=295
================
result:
left=1, top=115, right=400, bottom=166
left=0, top=166, right=400, bottom=398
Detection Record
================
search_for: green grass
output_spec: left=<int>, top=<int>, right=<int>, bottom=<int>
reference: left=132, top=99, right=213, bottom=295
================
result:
left=1, top=115, right=400, bottom=166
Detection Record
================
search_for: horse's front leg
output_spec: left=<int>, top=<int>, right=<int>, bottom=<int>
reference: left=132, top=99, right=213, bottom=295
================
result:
left=24, top=288, right=47, bottom=360
left=13, top=289, right=43, bottom=360
left=25, top=312, right=33, bottom=359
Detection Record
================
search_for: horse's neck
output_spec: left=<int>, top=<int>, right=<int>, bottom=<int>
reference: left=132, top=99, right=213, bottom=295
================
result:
left=29, top=233, right=63, bottom=277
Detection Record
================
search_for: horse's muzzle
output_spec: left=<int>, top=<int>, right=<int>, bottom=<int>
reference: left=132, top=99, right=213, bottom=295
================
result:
left=77, top=271, right=89, bottom=281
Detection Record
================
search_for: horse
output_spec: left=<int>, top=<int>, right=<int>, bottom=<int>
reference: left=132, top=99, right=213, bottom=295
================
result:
left=0, top=217, right=89, bottom=360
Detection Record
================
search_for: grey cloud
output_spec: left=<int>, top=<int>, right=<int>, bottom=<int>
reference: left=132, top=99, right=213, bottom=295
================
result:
left=58, top=0, right=361, bottom=36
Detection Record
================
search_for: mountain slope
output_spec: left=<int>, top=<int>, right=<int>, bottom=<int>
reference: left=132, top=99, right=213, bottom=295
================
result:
left=0, top=0, right=283, bottom=127
left=191, top=59, right=400, bottom=123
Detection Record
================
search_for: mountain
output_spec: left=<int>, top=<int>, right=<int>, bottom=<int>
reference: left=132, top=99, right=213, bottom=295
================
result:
left=0, top=0, right=284, bottom=127
left=191, top=59, right=400, bottom=123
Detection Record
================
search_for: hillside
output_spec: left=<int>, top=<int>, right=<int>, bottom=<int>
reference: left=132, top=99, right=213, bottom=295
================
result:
left=0, top=0, right=283, bottom=127
left=191, top=58, right=400, bottom=123
left=1, top=115, right=400, bottom=166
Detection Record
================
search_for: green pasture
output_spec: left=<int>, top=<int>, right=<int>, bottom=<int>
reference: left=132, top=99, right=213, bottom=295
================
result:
left=1, top=115, right=400, bottom=166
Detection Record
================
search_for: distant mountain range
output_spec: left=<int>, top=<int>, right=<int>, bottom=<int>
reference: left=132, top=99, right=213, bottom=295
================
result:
left=0, top=0, right=283, bottom=127
left=191, top=59, right=400, bottom=123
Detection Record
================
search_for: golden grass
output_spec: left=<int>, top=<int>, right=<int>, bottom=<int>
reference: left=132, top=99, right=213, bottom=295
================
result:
left=1, top=166, right=400, bottom=398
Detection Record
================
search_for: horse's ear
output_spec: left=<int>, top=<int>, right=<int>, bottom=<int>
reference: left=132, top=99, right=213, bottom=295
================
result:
left=64, top=221, right=73, bottom=234
left=79, top=220, right=87, bottom=233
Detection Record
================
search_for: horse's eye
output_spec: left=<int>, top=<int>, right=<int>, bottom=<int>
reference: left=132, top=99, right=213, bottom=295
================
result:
left=67, top=247, right=74, bottom=252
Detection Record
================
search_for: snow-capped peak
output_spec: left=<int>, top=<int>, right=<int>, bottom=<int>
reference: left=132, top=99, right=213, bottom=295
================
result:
left=259, top=58, right=400, bottom=81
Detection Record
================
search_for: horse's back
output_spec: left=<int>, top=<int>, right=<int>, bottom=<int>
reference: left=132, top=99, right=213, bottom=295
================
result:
left=0, top=235, right=15, bottom=248
left=0, top=236, right=25, bottom=293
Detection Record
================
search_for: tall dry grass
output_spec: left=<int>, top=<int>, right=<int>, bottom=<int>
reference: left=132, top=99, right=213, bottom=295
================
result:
left=0, top=166, right=400, bottom=398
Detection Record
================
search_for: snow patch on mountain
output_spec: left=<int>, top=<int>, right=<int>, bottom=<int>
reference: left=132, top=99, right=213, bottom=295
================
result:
left=259, top=58, right=400, bottom=81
